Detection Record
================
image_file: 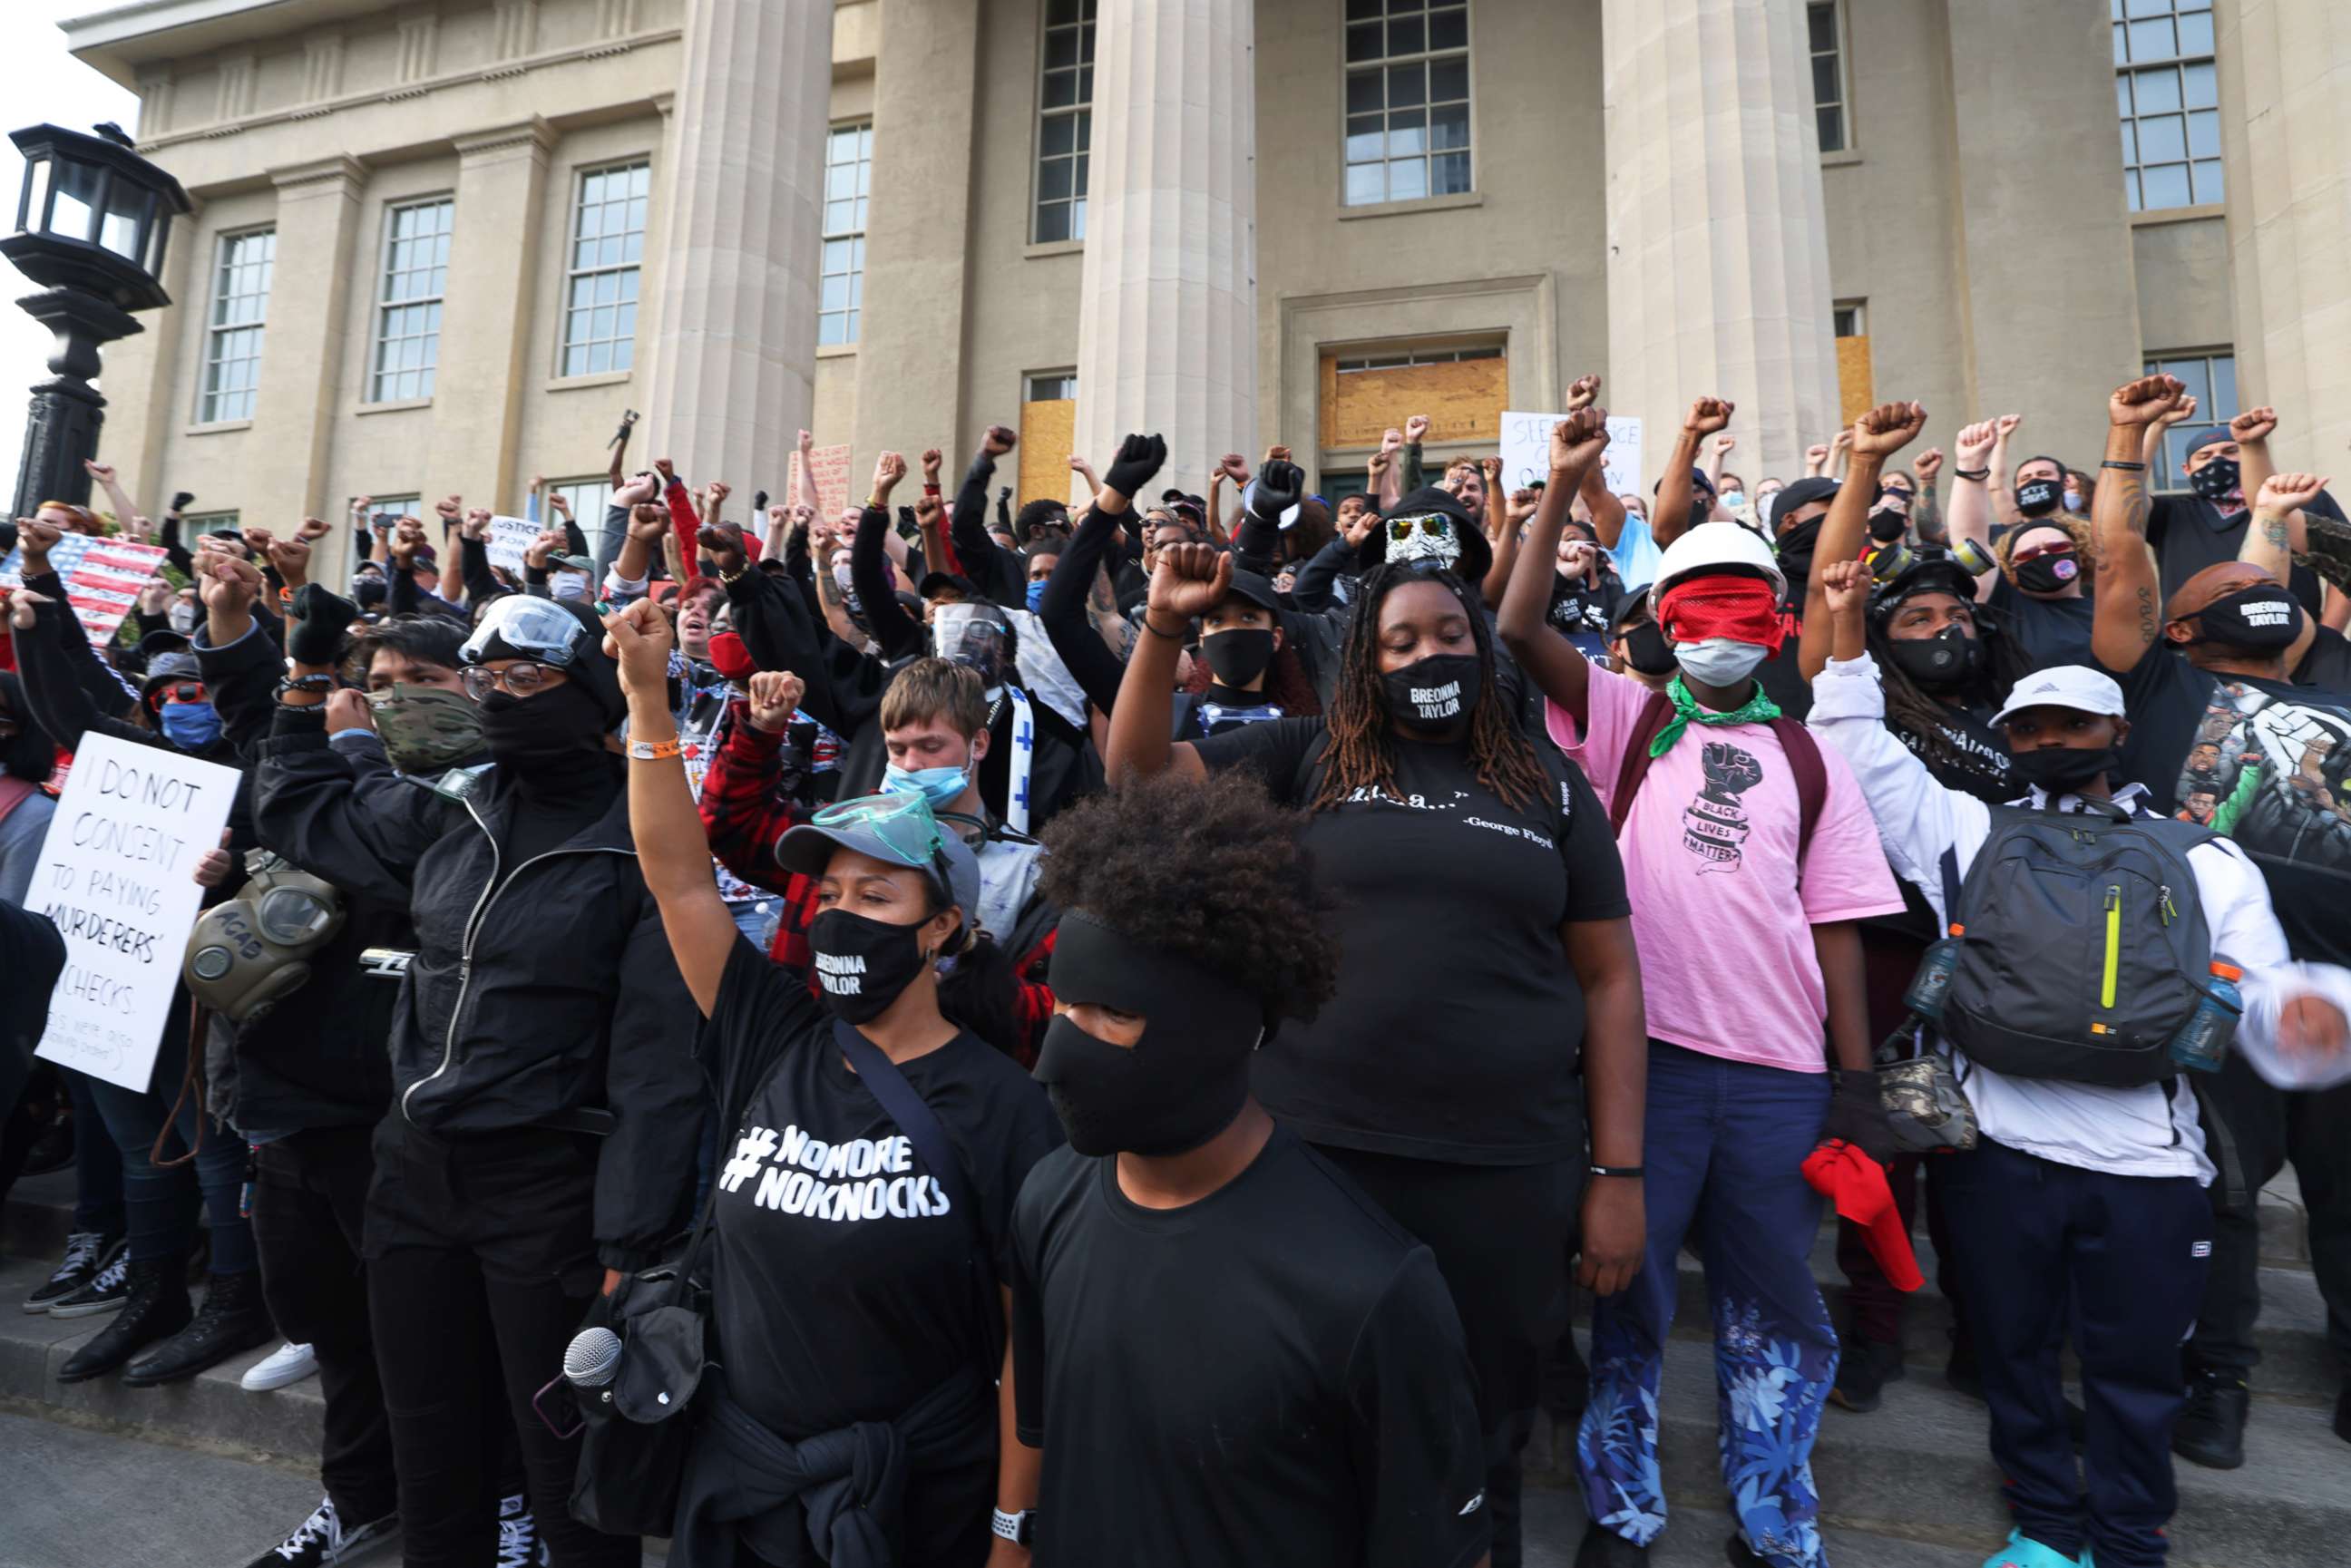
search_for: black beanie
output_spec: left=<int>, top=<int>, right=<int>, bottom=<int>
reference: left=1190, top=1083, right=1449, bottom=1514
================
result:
left=1365, top=484, right=1492, bottom=585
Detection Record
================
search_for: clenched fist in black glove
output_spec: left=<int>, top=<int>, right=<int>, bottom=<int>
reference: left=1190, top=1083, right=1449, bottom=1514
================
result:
left=1248, top=458, right=1304, bottom=525
left=1102, top=433, right=1169, bottom=504
left=288, top=583, right=361, bottom=667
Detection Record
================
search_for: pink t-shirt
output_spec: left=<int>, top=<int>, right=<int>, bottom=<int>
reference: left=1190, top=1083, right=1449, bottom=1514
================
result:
left=1547, top=667, right=1904, bottom=1072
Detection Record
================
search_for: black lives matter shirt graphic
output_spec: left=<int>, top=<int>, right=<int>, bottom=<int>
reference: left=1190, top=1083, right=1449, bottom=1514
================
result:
left=1682, top=740, right=1763, bottom=872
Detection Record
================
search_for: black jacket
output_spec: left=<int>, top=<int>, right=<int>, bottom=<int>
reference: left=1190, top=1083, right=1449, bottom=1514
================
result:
left=254, top=709, right=705, bottom=1271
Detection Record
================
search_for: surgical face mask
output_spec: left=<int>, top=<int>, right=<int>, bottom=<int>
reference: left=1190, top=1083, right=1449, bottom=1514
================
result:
left=1032, top=914, right=1264, bottom=1157
left=2189, top=586, right=2302, bottom=650
left=882, top=761, right=971, bottom=812
left=1718, top=490, right=1746, bottom=513
left=158, top=701, right=221, bottom=750
left=1025, top=580, right=1048, bottom=613
left=551, top=570, right=590, bottom=603
left=1672, top=636, right=1770, bottom=687
left=1380, top=652, right=1481, bottom=729
left=167, top=602, right=199, bottom=635
left=2189, top=456, right=2241, bottom=505
left=2010, top=745, right=2120, bottom=795
left=1202, top=627, right=1275, bottom=688
left=2062, top=491, right=2086, bottom=512
left=1616, top=619, right=1678, bottom=677
left=808, top=907, right=931, bottom=1025
left=365, top=683, right=485, bottom=774
left=2015, top=476, right=2063, bottom=517
left=1885, top=625, right=1983, bottom=691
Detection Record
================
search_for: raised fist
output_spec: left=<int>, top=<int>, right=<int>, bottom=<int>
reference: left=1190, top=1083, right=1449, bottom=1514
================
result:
left=460, top=509, right=493, bottom=542
left=746, top=669, right=805, bottom=734
left=1994, top=414, right=2024, bottom=442
left=1146, top=541, right=1232, bottom=621
left=1853, top=401, right=1927, bottom=458
left=2254, top=472, right=2329, bottom=514
left=1955, top=422, right=1996, bottom=470
left=525, top=529, right=564, bottom=569
left=1404, top=414, right=1430, bottom=443
left=266, top=535, right=313, bottom=587
left=1684, top=397, right=1734, bottom=436
left=982, top=425, right=1019, bottom=457
left=201, top=554, right=265, bottom=616
left=1103, top=433, right=1170, bottom=502
left=1566, top=374, right=1601, bottom=413
left=83, top=459, right=115, bottom=483
left=2108, top=374, right=2188, bottom=429
left=1912, top=447, right=1945, bottom=483
left=600, top=598, right=675, bottom=696
left=627, top=502, right=670, bottom=542
left=1549, top=407, right=1613, bottom=477
left=2229, top=406, right=2278, bottom=445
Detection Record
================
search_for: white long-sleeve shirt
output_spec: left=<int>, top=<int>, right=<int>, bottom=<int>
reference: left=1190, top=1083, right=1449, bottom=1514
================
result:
left=1808, top=655, right=2350, bottom=1183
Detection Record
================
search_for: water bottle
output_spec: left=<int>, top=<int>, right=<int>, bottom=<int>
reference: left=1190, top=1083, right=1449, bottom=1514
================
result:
left=2169, top=959, right=2243, bottom=1073
left=1903, top=931, right=1964, bottom=1023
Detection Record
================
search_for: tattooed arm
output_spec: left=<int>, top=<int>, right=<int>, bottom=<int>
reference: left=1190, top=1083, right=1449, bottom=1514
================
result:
left=2090, top=375, right=2185, bottom=673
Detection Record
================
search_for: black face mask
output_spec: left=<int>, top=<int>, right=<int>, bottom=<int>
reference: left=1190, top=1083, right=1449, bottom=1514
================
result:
left=1688, top=498, right=1713, bottom=533
left=479, top=681, right=607, bottom=778
left=1380, top=653, right=1481, bottom=731
left=1202, top=628, right=1275, bottom=688
left=2190, top=586, right=2301, bottom=650
left=1885, top=625, right=1983, bottom=691
left=1033, top=915, right=1263, bottom=1158
left=1868, top=506, right=1910, bottom=543
left=2190, top=456, right=2241, bottom=505
left=2013, top=550, right=2080, bottom=597
left=1775, top=515, right=1824, bottom=588
left=807, top=907, right=932, bottom=1025
left=2009, top=745, right=2121, bottom=795
left=1617, top=619, right=1678, bottom=677
left=2014, top=477, right=2063, bottom=517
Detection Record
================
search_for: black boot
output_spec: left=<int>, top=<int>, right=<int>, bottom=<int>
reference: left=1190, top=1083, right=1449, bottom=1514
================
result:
left=56, top=1258, right=191, bottom=1383
left=2172, top=1367, right=2249, bottom=1469
left=1575, top=1520, right=1649, bottom=1567
left=122, top=1270, right=275, bottom=1387
left=1830, top=1336, right=1906, bottom=1413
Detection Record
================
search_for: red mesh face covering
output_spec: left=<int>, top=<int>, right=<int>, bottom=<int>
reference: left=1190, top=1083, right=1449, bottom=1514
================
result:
left=1656, top=577, right=1786, bottom=652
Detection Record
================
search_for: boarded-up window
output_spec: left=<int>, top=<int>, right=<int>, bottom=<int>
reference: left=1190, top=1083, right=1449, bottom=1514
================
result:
left=1019, top=371, right=1078, bottom=508
left=1833, top=301, right=1872, bottom=427
left=1320, top=345, right=1507, bottom=450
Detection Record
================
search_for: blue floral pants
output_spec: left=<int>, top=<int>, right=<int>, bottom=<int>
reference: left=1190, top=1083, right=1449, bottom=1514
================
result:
left=1577, top=1042, right=1838, bottom=1567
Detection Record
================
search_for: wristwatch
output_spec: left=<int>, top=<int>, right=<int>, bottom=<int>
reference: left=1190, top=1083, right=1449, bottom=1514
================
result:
left=990, top=1508, right=1037, bottom=1546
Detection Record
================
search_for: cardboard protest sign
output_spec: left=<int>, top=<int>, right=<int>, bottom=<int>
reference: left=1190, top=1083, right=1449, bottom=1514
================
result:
left=1499, top=411, right=1644, bottom=502
left=789, top=443, right=854, bottom=519
left=0, top=533, right=171, bottom=647
left=31, top=734, right=240, bottom=1092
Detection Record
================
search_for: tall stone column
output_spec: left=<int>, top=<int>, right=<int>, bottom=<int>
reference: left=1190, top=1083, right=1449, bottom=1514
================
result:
left=1072, top=0, right=1257, bottom=501
left=255, top=155, right=367, bottom=580
left=2215, top=0, right=2351, bottom=476
left=643, top=0, right=830, bottom=493
left=1599, top=0, right=1840, bottom=487
left=436, top=118, right=554, bottom=518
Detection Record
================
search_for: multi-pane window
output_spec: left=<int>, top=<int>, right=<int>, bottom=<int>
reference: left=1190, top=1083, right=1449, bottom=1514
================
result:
left=1026, top=371, right=1078, bottom=402
left=545, top=478, right=618, bottom=554
left=198, top=229, right=273, bottom=424
left=2115, top=0, right=2221, bottom=211
left=1034, top=0, right=1095, bottom=243
left=183, top=510, right=241, bottom=537
left=1808, top=2, right=1849, bottom=153
left=1344, top=0, right=1471, bottom=207
left=2143, top=351, right=2236, bottom=485
left=820, top=123, right=871, bottom=346
left=369, top=198, right=453, bottom=403
left=561, top=161, right=648, bottom=377
left=1333, top=346, right=1500, bottom=375
left=357, top=495, right=421, bottom=535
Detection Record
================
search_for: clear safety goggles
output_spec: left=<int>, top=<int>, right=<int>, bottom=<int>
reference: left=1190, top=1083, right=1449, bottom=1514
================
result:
left=460, top=595, right=587, bottom=668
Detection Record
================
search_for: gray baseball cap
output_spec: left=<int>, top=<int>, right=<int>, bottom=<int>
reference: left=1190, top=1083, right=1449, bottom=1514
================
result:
left=776, top=792, right=982, bottom=923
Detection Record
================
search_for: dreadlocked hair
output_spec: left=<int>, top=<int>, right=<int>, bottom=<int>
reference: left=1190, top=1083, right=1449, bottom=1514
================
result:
left=1312, top=560, right=1547, bottom=814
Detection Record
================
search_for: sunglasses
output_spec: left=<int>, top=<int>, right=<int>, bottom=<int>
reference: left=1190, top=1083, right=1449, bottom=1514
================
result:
left=1388, top=515, right=1452, bottom=542
left=156, top=682, right=208, bottom=706
left=2012, top=541, right=2075, bottom=564
left=460, top=662, right=559, bottom=699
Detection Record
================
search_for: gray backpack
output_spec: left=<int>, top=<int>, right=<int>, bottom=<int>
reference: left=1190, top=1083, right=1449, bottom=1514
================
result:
left=1940, top=798, right=2217, bottom=1088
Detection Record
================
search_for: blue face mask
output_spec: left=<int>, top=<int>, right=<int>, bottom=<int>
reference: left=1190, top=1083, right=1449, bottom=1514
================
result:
left=1025, top=580, right=1048, bottom=613
left=882, top=763, right=971, bottom=811
left=158, top=701, right=222, bottom=750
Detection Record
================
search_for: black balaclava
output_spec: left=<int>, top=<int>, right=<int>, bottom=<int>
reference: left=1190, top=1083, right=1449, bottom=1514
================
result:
left=1034, top=914, right=1265, bottom=1158
left=480, top=681, right=608, bottom=779
left=1767, top=478, right=1839, bottom=595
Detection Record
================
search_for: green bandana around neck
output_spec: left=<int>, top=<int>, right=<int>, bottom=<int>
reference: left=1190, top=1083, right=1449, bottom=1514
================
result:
left=1650, top=673, right=1781, bottom=757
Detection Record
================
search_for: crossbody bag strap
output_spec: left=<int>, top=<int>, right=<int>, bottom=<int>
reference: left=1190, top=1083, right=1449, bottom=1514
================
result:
left=1608, top=691, right=1677, bottom=837
left=1768, top=715, right=1829, bottom=867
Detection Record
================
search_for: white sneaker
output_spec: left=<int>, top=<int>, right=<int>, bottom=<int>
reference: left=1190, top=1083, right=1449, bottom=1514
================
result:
left=241, top=1340, right=320, bottom=1391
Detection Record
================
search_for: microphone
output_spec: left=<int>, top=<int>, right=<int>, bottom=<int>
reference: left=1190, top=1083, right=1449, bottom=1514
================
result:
left=563, top=1326, right=623, bottom=1389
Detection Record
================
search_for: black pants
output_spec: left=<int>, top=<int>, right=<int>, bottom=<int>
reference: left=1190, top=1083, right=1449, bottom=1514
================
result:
left=253, top=1125, right=395, bottom=1526
left=365, top=1117, right=636, bottom=1568
left=1836, top=1151, right=1961, bottom=1347
left=1940, top=1138, right=2209, bottom=1568
left=1316, top=1145, right=1579, bottom=1568
left=2188, top=1052, right=2351, bottom=1375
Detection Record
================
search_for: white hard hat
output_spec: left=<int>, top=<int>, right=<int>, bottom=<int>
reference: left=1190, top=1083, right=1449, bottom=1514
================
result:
left=1652, top=521, right=1788, bottom=603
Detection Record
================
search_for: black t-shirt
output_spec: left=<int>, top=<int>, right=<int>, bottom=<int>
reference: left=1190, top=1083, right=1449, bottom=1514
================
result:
left=2148, top=492, right=2327, bottom=617
left=1985, top=578, right=2095, bottom=671
left=1189, top=718, right=1629, bottom=1162
left=1546, top=572, right=1621, bottom=661
left=2298, top=624, right=2351, bottom=694
left=702, top=941, right=1062, bottom=1456
left=2108, top=648, right=2351, bottom=965
left=1010, top=1126, right=1489, bottom=1568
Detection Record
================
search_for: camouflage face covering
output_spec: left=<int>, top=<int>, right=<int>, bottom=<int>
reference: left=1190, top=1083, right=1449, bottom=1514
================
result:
left=364, top=682, right=485, bottom=774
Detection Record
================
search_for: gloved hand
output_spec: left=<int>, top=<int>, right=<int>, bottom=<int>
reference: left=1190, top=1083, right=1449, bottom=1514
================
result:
left=288, top=583, right=360, bottom=667
left=1819, top=1067, right=1894, bottom=1164
left=1249, top=459, right=1304, bottom=525
left=1102, top=433, right=1168, bottom=503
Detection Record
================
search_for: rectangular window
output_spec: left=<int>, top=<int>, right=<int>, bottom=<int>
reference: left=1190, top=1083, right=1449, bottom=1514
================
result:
left=198, top=228, right=273, bottom=424
left=1034, top=0, right=1096, bottom=243
left=1808, top=2, right=1849, bottom=154
left=369, top=198, right=453, bottom=403
left=1832, top=302, right=1866, bottom=337
left=356, top=495, right=421, bottom=534
left=561, top=161, right=649, bottom=377
left=1026, top=370, right=1078, bottom=402
left=1344, top=0, right=1472, bottom=207
left=1318, top=339, right=1507, bottom=451
left=1333, top=346, right=1500, bottom=375
left=183, top=510, right=241, bottom=537
left=2115, top=0, right=2221, bottom=211
left=2143, top=350, right=2236, bottom=485
left=545, top=477, right=618, bottom=554
left=820, top=123, right=872, bottom=346
left=1834, top=299, right=1873, bottom=425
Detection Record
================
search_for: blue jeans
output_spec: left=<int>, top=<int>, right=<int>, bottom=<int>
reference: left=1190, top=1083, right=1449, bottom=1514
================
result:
left=1578, top=1043, right=1836, bottom=1567
left=83, top=1022, right=255, bottom=1275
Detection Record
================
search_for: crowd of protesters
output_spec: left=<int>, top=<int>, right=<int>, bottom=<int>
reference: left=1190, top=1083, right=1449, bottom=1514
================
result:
left=2, top=365, right=2350, bottom=1568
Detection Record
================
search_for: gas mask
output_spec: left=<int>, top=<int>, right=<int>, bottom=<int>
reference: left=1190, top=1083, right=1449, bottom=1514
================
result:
left=184, top=850, right=348, bottom=1024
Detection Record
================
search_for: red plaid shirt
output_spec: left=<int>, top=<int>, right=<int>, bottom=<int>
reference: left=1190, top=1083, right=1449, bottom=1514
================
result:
left=695, top=699, right=1056, bottom=1064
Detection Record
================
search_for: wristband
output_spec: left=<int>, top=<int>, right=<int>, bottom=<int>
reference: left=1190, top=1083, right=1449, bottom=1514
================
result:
left=278, top=672, right=335, bottom=692
left=1954, top=467, right=1990, bottom=482
left=1589, top=1164, right=1644, bottom=1180
left=2100, top=460, right=2147, bottom=472
left=1140, top=614, right=1185, bottom=641
left=628, top=737, right=684, bottom=761
left=991, top=1509, right=1036, bottom=1546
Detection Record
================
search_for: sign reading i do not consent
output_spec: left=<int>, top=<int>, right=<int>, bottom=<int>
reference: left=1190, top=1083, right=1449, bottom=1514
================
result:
left=31, top=734, right=239, bottom=1092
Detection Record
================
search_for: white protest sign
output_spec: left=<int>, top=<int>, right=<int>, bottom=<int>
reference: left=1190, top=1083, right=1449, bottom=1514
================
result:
left=31, top=734, right=240, bottom=1092
left=484, top=513, right=540, bottom=574
left=1499, top=411, right=1644, bottom=502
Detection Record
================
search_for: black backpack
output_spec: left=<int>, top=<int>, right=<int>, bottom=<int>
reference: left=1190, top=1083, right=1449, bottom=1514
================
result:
left=1939, top=797, right=2218, bottom=1087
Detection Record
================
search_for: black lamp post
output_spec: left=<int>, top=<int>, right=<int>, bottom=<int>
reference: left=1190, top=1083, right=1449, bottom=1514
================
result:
left=4, top=122, right=190, bottom=520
